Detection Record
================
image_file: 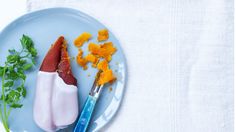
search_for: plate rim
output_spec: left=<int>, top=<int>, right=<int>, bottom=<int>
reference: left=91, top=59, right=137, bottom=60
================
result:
left=0, top=7, right=128, bottom=132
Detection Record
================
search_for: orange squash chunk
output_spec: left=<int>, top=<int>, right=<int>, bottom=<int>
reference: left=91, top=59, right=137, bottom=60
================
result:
left=88, top=42, right=116, bottom=61
left=97, top=29, right=109, bottom=41
left=74, top=32, right=92, bottom=47
left=85, top=54, right=97, bottom=63
left=97, top=60, right=109, bottom=71
left=85, top=54, right=99, bottom=67
left=98, top=69, right=116, bottom=85
left=101, top=42, right=116, bottom=54
left=74, top=30, right=117, bottom=85
left=88, top=43, right=100, bottom=55
left=76, top=49, right=88, bottom=70
left=101, top=42, right=116, bottom=61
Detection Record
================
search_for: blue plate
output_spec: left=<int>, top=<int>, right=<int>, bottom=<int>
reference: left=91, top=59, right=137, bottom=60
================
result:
left=0, top=8, right=126, bottom=132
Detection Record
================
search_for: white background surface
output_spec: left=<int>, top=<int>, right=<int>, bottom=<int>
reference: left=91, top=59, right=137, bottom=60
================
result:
left=0, top=0, right=234, bottom=132
left=0, top=0, right=26, bottom=31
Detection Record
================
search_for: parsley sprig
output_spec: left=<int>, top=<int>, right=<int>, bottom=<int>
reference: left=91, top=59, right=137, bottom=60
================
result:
left=0, top=35, right=37, bottom=132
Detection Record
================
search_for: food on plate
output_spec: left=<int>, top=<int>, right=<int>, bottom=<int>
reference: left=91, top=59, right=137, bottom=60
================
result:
left=85, top=54, right=99, bottom=67
left=0, top=35, right=38, bottom=132
left=74, top=30, right=117, bottom=85
left=40, top=36, right=63, bottom=72
left=109, top=87, right=113, bottom=92
left=74, top=32, right=92, bottom=47
left=97, top=60, right=116, bottom=85
left=34, top=36, right=79, bottom=132
left=97, top=29, right=109, bottom=41
left=88, top=42, right=116, bottom=61
left=76, top=49, right=88, bottom=70
left=87, top=42, right=117, bottom=84
left=97, top=59, right=109, bottom=71
left=98, top=69, right=116, bottom=85
left=58, top=43, right=77, bottom=85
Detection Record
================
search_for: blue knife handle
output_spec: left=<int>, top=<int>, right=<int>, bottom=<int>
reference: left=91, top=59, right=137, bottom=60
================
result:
left=74, top=95, right=97, bottom=132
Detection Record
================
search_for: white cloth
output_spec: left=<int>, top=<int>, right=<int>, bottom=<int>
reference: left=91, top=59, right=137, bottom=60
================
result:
left=26, top=0, right=234, bottom=132
left=0, top=0, right=26, bottom=31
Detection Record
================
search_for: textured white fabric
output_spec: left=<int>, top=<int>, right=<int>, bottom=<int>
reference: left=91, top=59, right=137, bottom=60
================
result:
left=27, top=0, right=234, bottom=132
left=0, top=0, right=26, bottom=31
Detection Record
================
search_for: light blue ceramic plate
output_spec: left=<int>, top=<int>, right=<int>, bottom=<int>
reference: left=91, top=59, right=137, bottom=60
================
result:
left=0, top=8, right=126, bottom=132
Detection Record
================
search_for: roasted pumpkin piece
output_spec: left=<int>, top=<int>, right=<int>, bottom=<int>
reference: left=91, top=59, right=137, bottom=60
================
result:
left=76, top=49, right=88, bottom=70
left=101, top=42, right=116, bottom=55
left=101, top=42, right=116, bottom=61
left=85, top=54, right=98, bottom=63
left=97, top=29, right=109, bottom=41
left=88, top=42, right=116, bottom=61
left=97, top=60, right=109, bottom=71
left=98, top=69, right=116, bottom=85
left=74, top=32, right=92, bottom=47
left=88, top=43, right=101, bottom=55
left=85, top=54, right=99, bottom=67
left=74, top=30, right=117, bottom=84
left=105, top=55, right=112, bottom=62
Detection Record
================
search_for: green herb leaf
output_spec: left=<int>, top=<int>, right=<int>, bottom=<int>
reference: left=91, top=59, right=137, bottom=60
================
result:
left=7, top=66, right=14, bottom=71
left=16, top=86, right=26, bottom=98
left=7, top=55, right=19, bottom=64
left=0, top=67, right=4, bottom=76
left=5, top=90, right=21, bottom=104
left=10, top=103, right=23, bottom=108
left=31, top=57, right=36, bottom=65
left=17, top=72, right=26, bottom=81
left=30, top=48, right=37, bottom=57
left=0, top=35, right=38, bottom=131
left=22, top=63, right=33, bottom=70
left=18, top=60, right=27, bottom=66
left=4, top=87, right=11, bottom=92
left=22, top=88, right=26, bottom=97
left=16, top=87, right=21, bottom=92
left=20, top=35, right=33, bottom=49
left=8, top=49, right=16, bottom=54
left=6, top=70, right=18, bottom=80
left=4, top=81, right=14, bottom=87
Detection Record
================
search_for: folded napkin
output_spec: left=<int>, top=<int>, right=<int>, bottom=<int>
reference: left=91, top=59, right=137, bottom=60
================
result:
left=27, top=0, right=234, bottom=132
